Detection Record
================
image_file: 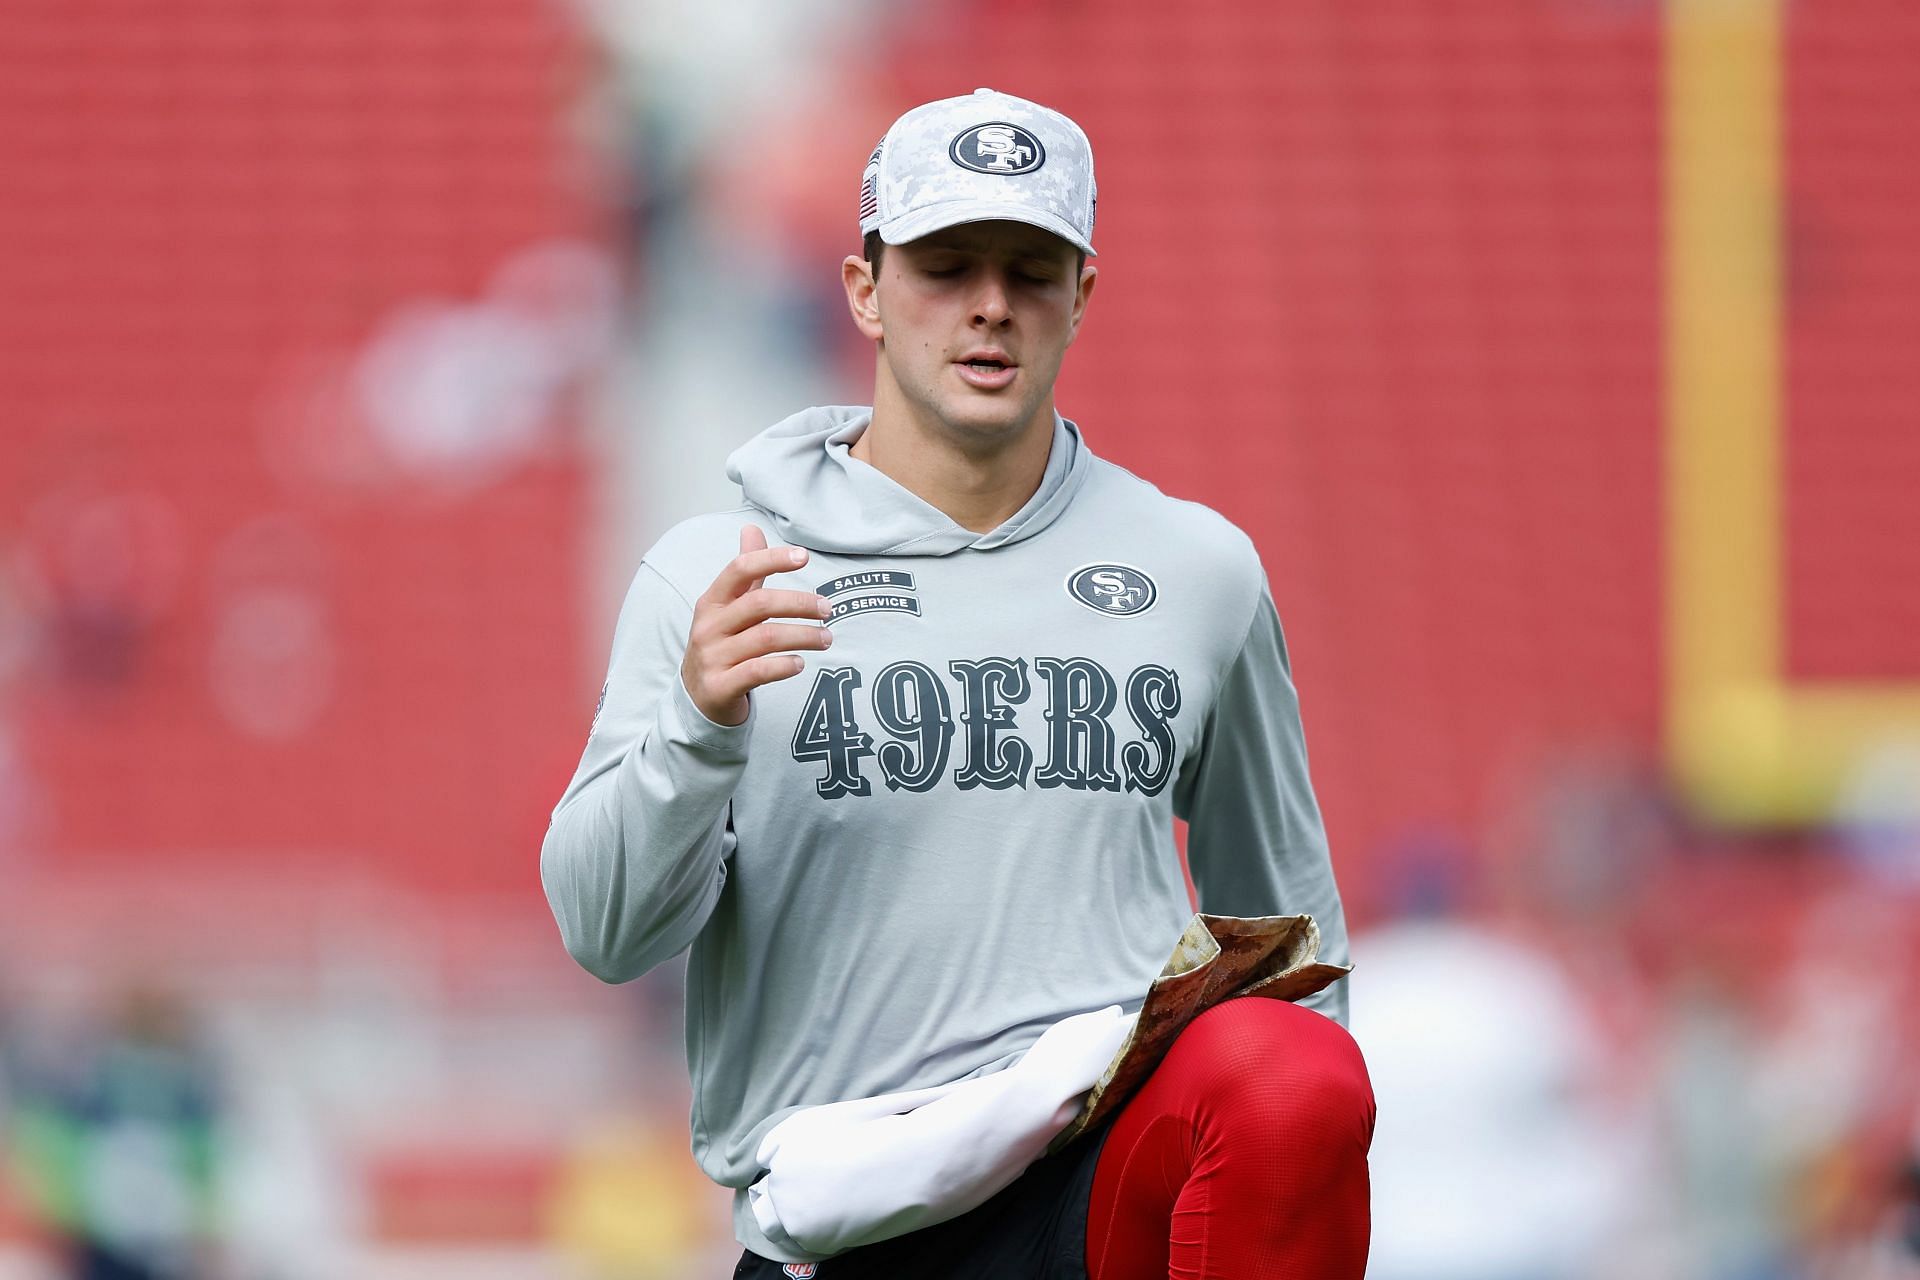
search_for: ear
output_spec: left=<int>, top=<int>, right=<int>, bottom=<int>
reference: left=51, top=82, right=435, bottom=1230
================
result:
left=843, top=254, right=884, bottom=342
left=1065, top=262, right=1098, bottom=347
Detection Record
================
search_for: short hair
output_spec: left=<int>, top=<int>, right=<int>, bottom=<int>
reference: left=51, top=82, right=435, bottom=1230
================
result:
left=863, top=230, right=1085, bottom=281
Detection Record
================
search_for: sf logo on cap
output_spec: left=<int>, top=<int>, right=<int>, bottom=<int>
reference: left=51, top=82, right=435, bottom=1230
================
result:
left=949, top=122, right=1046, bottom=175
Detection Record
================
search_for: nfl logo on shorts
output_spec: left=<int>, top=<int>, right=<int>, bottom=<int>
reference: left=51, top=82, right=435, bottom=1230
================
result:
left=782, top=1266, right=818, bottom=1278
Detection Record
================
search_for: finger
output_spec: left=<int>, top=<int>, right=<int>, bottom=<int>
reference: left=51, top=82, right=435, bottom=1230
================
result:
left=714, top=621, right=834, bottom=668
left=714, top=587, right=833, bottom=634
left=703, top=544, right=808, bottom=606
left=739, top=524, right=769, bottom=594
left=712, top=652, right=811, bottom=702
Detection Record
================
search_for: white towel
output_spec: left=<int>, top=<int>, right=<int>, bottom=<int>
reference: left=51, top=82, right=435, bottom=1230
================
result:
left=748, top=1004, right=1136, bottom=1254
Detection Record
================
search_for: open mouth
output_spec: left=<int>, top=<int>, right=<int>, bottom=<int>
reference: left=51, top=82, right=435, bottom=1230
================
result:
left=955, top=357, right=1018, bottom=390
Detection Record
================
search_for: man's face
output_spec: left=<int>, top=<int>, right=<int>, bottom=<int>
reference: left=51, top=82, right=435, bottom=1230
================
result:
left=844, top=220, right=1096, bottom=450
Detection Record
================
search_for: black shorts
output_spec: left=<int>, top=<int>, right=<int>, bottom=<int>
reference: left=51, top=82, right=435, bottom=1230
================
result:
left=731, top=1120, right=1114, bottom=1280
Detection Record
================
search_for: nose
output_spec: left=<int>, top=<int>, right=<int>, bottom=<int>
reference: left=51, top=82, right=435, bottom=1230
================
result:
left=971, top=268, right=1012, bottom=327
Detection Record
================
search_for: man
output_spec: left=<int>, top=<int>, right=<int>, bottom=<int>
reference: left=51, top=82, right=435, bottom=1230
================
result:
left=542, top=88, right=1374, bottom=1278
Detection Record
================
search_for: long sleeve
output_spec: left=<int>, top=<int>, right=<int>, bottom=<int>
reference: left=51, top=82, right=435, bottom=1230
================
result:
left=1174, top=578, right=1351, bottom=1025
left=541, top=560, right=749, bottom=983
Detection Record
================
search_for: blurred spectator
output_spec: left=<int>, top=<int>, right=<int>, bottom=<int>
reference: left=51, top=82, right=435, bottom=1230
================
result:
left=546, top=1108, right=717, bottom=1279
left=1892, top=1150, right=1920, bottom=1275
left=15, top=475, right=183, bottom=699
left=1655, top=965, right=1791, bottom=1280
left=1352, top=832, right=1642, bottom=1280
left=4, top=986, right=225, bottom=1280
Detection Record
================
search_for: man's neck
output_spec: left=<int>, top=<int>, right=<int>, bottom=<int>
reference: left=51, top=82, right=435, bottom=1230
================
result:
left=850, top=387, right=1055, bottom=535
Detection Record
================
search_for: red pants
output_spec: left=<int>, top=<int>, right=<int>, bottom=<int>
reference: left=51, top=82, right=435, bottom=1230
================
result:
left=1085, top=998, right=1376, bottom=1280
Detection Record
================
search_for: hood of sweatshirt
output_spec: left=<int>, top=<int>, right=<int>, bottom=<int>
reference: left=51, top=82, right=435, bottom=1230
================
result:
left=723, top=404, right=1092, bottom=556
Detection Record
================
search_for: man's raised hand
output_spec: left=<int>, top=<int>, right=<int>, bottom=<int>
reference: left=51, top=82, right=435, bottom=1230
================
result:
left=680, top=525, right=832, bottom=727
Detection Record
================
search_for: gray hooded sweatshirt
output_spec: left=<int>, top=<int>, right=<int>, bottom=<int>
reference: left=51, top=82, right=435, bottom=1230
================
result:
left=541, top=405, right=1350, bottom=1261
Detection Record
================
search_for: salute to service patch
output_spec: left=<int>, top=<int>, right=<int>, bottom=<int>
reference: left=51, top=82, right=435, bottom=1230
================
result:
left=818, top=569, right=921, bottom=620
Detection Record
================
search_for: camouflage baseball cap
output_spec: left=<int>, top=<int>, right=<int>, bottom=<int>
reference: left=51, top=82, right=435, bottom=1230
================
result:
left=859, top=87, right=1097, bottom=257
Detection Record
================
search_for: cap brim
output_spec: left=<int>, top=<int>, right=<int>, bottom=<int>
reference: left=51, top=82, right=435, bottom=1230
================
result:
left=875, top=198, right=1096, bottom=257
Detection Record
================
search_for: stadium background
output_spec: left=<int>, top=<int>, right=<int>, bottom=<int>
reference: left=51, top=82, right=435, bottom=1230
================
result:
left=2, top=0, right=1917, bottom=1275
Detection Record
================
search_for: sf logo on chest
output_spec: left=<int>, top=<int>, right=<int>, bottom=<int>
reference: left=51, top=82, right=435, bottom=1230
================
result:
left=789, top=656, right=1182, bottom=800
left=1067, top=563, right=1157, bottom=617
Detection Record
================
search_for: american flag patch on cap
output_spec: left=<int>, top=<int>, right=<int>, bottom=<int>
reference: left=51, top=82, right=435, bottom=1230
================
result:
left=858, top=142, right=883, bottom=223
